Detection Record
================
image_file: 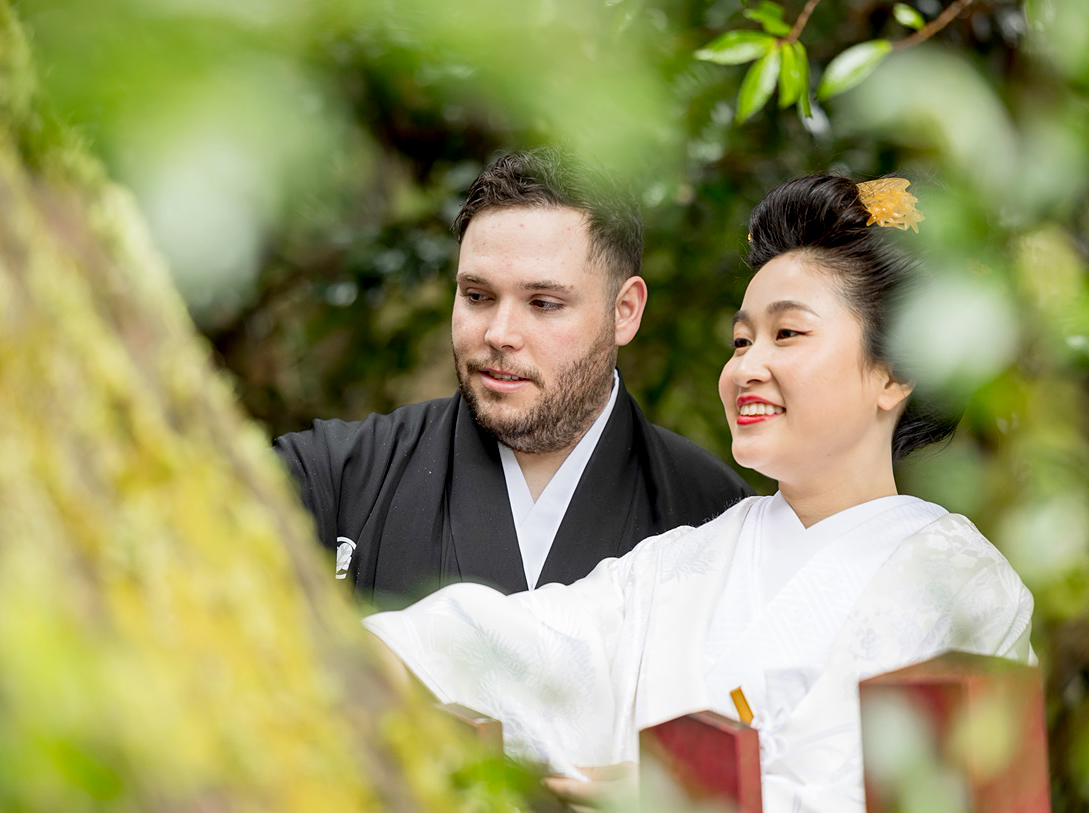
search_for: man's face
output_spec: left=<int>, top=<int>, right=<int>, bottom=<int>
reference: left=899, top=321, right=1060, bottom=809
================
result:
left=452, top=206, right=618, bottom=455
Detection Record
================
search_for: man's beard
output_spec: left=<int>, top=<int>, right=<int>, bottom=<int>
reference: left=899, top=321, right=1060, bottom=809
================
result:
left=454, top=329, right=617, bottom=455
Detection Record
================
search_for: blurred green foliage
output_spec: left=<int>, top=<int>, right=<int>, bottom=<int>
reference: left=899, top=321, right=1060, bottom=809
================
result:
left=0, top=3, right=542, bottom=810
left=12, top=0, right=1089, bottom=808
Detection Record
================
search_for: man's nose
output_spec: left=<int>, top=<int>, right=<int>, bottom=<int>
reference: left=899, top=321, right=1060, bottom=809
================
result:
left=484, top=303, right=525, bottom=353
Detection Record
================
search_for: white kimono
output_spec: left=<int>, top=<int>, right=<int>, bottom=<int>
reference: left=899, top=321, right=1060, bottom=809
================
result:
left=365, top=495, right=1034, bottom=812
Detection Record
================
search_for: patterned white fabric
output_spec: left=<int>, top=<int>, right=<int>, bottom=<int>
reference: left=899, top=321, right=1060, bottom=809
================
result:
left=365, top=496, right=1034, bottom=811
left=704, top=493, right=949, bottom=796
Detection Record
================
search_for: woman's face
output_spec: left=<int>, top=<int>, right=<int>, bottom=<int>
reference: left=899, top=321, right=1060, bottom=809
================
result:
left=719, top=252, right=907, bottom=488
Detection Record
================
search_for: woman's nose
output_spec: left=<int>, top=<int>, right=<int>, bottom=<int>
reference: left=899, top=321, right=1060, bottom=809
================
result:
left=731, top=342, right=771, bottom=386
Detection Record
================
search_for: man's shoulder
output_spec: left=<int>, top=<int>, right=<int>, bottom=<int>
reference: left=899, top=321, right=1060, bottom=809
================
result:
left=298, top=395, right=459, bottom=439
left=645, top=422, right=722, bottom=461
left=274, top=395, right=462, bottom=464
left=616, top=388, right=750, bottom=508
left=641, top=419, right=740, bottom=482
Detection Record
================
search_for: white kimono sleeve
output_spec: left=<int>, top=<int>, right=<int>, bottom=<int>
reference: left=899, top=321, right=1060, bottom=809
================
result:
left=363, top=528, right=686, bottom=775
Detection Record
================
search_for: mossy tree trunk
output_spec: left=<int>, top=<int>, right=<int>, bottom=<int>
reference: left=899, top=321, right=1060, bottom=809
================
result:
left=0, top=4, right=516, bottom=810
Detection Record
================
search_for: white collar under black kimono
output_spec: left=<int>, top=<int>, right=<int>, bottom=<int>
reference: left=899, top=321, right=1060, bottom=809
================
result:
left=498, top=370, right=620, bottom=589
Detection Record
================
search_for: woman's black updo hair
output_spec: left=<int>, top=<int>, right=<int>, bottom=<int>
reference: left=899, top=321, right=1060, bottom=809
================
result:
left=746, top=174, right=959, bottom=461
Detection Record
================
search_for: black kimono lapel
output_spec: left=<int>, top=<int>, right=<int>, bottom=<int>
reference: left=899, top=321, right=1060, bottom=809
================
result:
left=446, top=398, right=527, bottom=593
left=363, top=399, right=458, bottom=605
left=536, top=387, right=647, bottom=586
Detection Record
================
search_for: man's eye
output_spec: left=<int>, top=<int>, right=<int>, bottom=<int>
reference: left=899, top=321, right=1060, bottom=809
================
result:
left=462, top=291, right=489, bottom=304
left=732, top=337, right=751, bottom=349
left=531, top=300, right=563, bottom=312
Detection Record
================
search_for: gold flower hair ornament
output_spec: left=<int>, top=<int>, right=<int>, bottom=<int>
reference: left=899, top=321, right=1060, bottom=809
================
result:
left=856, top=177, right=925, bottom=233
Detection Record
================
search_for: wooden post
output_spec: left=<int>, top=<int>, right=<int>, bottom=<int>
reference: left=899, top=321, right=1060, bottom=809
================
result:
left=860, top=651, right=1050, bottom=813
left=640, top=710, right=762, bottom=812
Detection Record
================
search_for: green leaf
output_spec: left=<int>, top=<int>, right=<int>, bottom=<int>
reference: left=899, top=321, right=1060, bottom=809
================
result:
left=817, top=40, right=893, bottom=100
left=795, top=43, right=812, bottom=117
left=778, top=41, right=803, bottom=108
left=695, top=30, right=776, bottom=66
left=893, top=3, right=926, bottom=30
left=736, top=46, right=782, bottom=124
left=743, top=1, right=792, bottom=37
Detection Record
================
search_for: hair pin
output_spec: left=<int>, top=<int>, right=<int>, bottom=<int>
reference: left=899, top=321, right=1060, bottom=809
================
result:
left=856, top=178, right=924, bottom=233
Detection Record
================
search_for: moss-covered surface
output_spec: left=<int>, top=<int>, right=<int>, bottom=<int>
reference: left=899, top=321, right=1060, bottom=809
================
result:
left=0, top=3, right=526, bottom=810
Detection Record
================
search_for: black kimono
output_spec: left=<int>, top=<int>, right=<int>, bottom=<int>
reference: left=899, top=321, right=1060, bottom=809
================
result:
left=274, top=376, right=750, bottom=605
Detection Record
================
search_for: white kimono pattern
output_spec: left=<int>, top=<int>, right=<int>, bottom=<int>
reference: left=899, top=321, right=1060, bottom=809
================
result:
left=365, top=496, right=1034, bottom=812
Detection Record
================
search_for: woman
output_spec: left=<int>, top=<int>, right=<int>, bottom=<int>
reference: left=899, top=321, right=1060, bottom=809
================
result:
left=365, top=175, right=1034, bottom=811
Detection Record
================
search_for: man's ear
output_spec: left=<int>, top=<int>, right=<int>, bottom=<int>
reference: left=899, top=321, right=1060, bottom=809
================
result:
left=877, top=370, right=914, bottom=415
left=614, top=276, right=647, bottom=347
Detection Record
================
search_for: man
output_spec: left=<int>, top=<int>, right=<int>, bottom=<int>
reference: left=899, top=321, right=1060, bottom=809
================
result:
left=275, top=148, right=750, bottom=605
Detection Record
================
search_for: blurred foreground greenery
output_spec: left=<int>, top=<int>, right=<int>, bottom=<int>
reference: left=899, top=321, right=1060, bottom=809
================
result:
left=6, top=0, right=1089, bottom=809
left=1, top=2, right=543, bottom=810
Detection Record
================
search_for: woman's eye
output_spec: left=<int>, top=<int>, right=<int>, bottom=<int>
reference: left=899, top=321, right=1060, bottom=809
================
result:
left=732, top=337, right=751, bottom=349
left=777, top=329, right=802, bottom=339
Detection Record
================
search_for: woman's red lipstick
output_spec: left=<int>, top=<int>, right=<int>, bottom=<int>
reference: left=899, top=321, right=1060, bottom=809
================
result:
left=735, top=395, right=784, bottom=426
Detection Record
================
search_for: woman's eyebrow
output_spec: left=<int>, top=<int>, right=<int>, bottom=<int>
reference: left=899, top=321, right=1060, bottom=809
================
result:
left=733, top=300, right=818, bottom=327
left=767, top=299, right=819, bottom=317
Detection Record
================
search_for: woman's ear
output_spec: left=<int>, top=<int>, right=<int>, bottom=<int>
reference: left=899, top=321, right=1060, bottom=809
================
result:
left=877, top=370, right=914, bottom=414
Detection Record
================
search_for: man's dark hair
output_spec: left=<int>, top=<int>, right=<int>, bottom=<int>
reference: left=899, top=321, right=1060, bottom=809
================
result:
left=452, top=147, right=643, bottom=296
left=747, top=174, right=960, bottom=462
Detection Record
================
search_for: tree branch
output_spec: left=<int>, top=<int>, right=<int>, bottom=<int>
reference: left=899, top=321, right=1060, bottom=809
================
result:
left=784, top=0, right=821, bottom=45
left=894, top=0, right=975, bottom=50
